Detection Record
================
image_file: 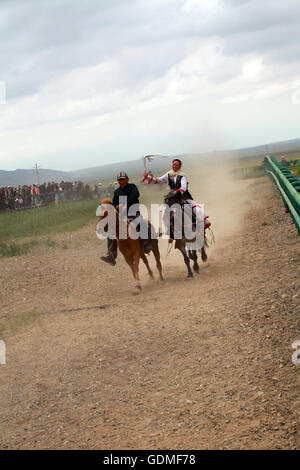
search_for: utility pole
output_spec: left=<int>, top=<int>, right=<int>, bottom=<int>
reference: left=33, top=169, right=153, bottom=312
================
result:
left=34, top=163, right=41, bottom=185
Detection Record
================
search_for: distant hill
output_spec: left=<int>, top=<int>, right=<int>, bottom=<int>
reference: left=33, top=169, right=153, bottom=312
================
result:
left=229, top=138, right=300, bottom=159
left=72, top=158, right=173, bottom=183
left=72, top=137, right=300, bottom=182
left=0, top=168, right=73, bottom=187
left=1, top=138, right=299, bottom=186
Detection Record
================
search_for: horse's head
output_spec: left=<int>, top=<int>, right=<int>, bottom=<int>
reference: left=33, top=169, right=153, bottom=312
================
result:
left=96, top=198, right=114, bottom=223
left=96, top=198, right=118, bottom=239
left=164, top=190, right=183, bottom=207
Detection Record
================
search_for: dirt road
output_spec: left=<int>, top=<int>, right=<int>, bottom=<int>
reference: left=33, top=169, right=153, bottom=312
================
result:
left=0, top=176, right=299, bottom=449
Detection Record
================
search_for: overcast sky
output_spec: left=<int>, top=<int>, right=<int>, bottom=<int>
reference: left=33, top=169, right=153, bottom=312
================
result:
left=0, top=0, right=300, bottom=171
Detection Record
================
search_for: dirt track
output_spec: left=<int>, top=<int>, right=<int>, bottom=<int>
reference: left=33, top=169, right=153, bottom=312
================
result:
left=0, top=176, right=299, bottom=449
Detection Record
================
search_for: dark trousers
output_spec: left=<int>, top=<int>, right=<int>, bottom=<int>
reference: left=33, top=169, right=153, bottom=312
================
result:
left=107, top=238, right=118, bottom=259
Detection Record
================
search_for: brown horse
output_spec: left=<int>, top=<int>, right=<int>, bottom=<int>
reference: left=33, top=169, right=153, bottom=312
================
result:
left=97, top=199, right=163, bottom=290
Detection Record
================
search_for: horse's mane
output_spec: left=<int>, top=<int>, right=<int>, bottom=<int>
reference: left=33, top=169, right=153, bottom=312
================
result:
left=100, top=198, right=113, bottom=205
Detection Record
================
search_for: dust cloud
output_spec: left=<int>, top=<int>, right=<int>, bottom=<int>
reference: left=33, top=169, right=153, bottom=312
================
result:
left=140, top=154, right=257, bottom=265
left=187, top=158, right=254, bottom=248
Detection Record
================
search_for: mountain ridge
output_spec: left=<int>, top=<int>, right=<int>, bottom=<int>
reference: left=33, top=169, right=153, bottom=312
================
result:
left=1, top=137, right=299, bottom=186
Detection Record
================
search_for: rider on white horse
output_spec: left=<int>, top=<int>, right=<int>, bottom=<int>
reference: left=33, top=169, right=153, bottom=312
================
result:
left=142, top=158, right=211, bottom=232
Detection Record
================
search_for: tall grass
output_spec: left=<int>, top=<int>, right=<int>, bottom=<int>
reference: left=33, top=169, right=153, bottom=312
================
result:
left=0, top=240, right=39, bottom=257
left=293, top=163, right=300, bottom=178
left=0, top=199, right=98, bottom=244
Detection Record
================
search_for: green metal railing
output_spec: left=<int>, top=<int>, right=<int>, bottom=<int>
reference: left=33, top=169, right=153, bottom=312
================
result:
left=263, top=155, right=300, bottom=234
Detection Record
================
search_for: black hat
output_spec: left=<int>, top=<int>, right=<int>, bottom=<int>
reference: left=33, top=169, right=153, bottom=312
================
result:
left=117, top=171, right=128, bottom=179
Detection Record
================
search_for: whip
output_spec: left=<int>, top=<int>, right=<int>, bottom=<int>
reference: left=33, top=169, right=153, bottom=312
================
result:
left=143, top=154, right=169, bottom=174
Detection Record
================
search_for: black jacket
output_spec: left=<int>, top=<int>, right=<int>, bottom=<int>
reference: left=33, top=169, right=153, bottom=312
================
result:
left=112, top=183, right=140, bottom=213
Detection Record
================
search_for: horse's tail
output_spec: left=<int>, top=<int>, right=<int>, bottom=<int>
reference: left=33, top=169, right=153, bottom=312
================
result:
left=200, top=231, right=209, bottom=262
left=204, top=231, right=209, bottom=248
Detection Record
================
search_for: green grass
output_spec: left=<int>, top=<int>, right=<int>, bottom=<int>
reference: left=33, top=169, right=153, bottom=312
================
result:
left=0, top=238, right=72, bottom=258
left=292, top=163, right=300, bottom=178
left=0, top=240, right=39, bottom=257
left=0, top=199, right=98, bottom=244
left=0, top=199, right=98, bottom=257
left=44, top=238, right=57, bottom=247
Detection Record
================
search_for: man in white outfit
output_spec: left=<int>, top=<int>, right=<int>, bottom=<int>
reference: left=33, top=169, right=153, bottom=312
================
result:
left=142, top=158, right=211, bottom=232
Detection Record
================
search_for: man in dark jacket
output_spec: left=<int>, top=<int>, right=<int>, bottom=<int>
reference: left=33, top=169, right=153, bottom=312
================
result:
left=112, top=172, right=140, bottom=211
left=100, top=172, right=150, bottom=265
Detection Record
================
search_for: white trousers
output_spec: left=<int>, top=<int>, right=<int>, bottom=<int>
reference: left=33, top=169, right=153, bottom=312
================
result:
left=186, top=199, right=206, bottom=221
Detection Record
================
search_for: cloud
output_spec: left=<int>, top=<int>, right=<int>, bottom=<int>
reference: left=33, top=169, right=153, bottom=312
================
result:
left=0, top=0, right=300, bottom=170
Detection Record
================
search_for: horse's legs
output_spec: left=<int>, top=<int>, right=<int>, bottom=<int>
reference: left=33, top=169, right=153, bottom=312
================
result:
left=132, top=251, right=141, bottom=289
left=122, top=252, right=141, bottom=290
left=189, top=250, right=199, bottom=273
left=141, top=254, right=154, bottom=279
left=151, top=241, right=164, bottom=281
left=201, top=246, right=207, bottom=262
left=177, top=243, right=193, bottom=278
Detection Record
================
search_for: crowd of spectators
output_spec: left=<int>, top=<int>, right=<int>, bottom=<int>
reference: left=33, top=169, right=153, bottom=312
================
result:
left=0, top=180, right=94, bottom=212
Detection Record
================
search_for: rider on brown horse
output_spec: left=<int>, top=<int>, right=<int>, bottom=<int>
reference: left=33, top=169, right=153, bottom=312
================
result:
left=101, top=171, right=151, bottom=265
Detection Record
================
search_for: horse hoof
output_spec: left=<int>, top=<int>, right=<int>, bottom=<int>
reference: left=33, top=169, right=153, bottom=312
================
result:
left=132, top=285, right=142, bottom=295
left=185, top=276, right=193, bottom=281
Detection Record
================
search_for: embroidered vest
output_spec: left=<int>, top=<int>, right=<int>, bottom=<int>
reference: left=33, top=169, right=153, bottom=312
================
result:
left=167, top=174, right=192, bottom=200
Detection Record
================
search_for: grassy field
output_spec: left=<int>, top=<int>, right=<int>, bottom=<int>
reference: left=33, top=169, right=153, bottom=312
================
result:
left=0, top=199, right=98, bottom=257
left=292, top=162, right=300, bottom=177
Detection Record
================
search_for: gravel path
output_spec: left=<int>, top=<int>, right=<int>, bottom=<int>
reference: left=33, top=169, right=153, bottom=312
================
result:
left=0, top=176, right=299, bottom=449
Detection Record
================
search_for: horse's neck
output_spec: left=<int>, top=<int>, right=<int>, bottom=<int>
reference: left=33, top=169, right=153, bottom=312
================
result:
left=115, top=214, right=128, bottom=239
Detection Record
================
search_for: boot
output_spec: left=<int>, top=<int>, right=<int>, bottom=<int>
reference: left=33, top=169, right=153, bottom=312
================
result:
left=100, top=255, right=116, bottom=266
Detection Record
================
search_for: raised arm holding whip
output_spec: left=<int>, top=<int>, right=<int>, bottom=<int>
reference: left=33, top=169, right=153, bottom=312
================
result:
left=142, top=157, right=211, bottom=232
